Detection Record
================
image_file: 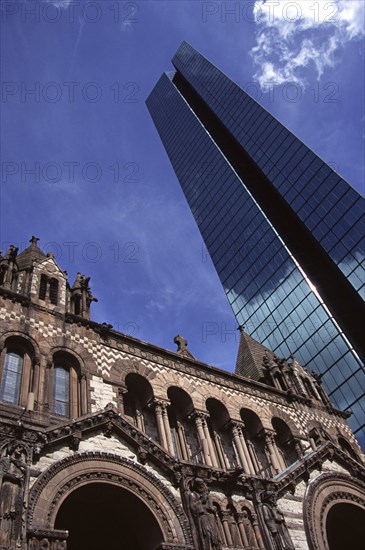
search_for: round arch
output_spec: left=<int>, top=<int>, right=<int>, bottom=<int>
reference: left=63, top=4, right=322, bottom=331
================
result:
left=304, top=472, right=365, bottom=550
left=46, top=335, right=96, bottom=375
left=49, top=346, right=87, bottom=376
left=111, top=359, right=156, bottom=386
left=28, top=452, right=192, bottom=547
left=55, top=482, right=163, bottom=549
left=337, top=433, right=361, bottom=461
left=0, top=331, right=40, bottom=362
left=269, top=407, right=302, bottom=438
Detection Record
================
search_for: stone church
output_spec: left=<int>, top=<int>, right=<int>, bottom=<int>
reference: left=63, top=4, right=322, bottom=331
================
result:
left=0, top=237, right=364, bottom=550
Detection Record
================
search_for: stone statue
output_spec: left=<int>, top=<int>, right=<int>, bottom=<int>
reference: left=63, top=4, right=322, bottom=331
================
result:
left=189, top=478, right=221, bottom=550
left=261, top=492, right=294, bottom=550
left=0, top=443, right=29, bottom=547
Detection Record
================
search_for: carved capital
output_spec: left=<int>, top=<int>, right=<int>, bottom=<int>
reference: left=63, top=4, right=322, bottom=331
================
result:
left=188, top=411, right=207, bottom=425
left=151, top=398, right=169, bottom=414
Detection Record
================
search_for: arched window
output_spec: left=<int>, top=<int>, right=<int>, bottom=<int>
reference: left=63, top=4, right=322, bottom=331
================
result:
left=272, top=417, right=299, bottom=468
left=167, top=387, right=198, bottom=462
left=39, top=274, right=47, bottom=300
left=123, top=373, right=157, bottom=440
left=301, top=376, right=317, bottom=399
left=11, top=273, right=18, bottom=293
left=52, top=351, right=85, bottom=418
left=49, top=278, right=59, bottom=305
left=0, top=352, right=23, bottom=404
left=338, top=436, right=360, bottom=462
left=0, top=337, right=35, bottom=408
left=54, top=366, right=70, bottom=416
left=240, top=408, right=271, bottom=476
left=206, top=398, right=234, bottom=468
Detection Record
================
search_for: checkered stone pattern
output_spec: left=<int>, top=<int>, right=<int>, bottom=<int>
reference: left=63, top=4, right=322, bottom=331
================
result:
left=16, top=272, right=24, bottom=294
left=31, top=257, right=67, bottom=307
left=0, top=304, right=357, bottom=447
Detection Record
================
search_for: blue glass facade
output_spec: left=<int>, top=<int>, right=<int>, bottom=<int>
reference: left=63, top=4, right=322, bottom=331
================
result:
left=147, top=43, right=365, bottom=441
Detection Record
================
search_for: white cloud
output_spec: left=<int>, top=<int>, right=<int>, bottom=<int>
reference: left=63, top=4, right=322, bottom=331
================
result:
left=47, top=0, right=73, bottom=9
left=251, top=0, right=365, bottom=88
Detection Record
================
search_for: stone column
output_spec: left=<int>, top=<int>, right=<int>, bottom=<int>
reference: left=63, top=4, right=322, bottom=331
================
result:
left=153, top=401, right=168, bottom=449
left=213, top=432, right=229, bottom=468
left=252, top=512, right=265, bottom=549
left=135, top=410, right=144, bottom=431
left=45, top=361, right=53, bottom=414
left=238, top=422, right=256, bottom=475
left=162, top=403, right=175, bottom=455
left=221, top=511, right=233, bottom=546
left=80, top=374, right=88, bottom=415
left=236, top=513, right=249, bottom=547
left=192, top=413, right=211, bottom=465
left=177, top=422, right=189, bottom=460
left=31, top=361, right=40, bottom=401
left=31, top=361, right=40, bottom=393
left=263, top=430, right=283, bottom=474
left=247, top=439, right=262, bottom=475
left=202, top=414, right=219, bottom=467
left=231, top=422, right=252, bottom=474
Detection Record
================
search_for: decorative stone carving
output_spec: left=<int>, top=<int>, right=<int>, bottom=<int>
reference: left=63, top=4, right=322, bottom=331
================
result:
left=27, top=528, right=68, bottom=550
left=28, top=452, right=193, bottom=546
left=260, top=491, right=294, bottom=550
left=303, top=472, right=365, bottom=550
left=0, top=441, right=30, bottom=548
left=188, top=478, right=221, bottom=550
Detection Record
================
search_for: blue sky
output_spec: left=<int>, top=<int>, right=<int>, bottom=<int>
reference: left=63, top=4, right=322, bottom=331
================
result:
left=1, top=0, right=364, bottom=372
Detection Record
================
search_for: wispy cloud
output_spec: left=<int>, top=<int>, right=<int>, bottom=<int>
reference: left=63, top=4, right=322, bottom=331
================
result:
left=47, top=0, right=73, bottom=8
left=250, top=0, right=365, bottom=88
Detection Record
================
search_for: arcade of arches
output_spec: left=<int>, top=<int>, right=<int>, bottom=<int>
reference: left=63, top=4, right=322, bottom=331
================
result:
left=1, top=238, right=364, bottom=550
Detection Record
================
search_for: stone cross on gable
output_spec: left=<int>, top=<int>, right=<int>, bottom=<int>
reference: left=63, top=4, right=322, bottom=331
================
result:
left=174, top=334, right=188, bottom=352
left=173, top=335, right=196, bottom=360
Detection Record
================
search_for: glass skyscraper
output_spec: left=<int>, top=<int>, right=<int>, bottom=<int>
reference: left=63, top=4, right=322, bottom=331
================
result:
left=146, top=42, right=365, bottom=442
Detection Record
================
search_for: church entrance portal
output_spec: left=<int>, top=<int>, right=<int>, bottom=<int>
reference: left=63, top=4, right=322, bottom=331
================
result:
left=326, top=502, right=364, bottom=550
left=55, top=482, right=164, bottom=550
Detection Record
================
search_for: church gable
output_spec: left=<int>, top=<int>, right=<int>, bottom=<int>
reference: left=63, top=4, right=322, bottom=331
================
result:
left=0, top=235, right=364, bottom=550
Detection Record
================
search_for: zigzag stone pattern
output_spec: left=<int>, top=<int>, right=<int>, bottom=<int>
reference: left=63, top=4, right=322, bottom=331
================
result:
left=0, top=239, right=364, bottom=550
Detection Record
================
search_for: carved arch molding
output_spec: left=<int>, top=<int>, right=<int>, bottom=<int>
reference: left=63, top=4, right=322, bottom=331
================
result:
left=303, top=472, right=365, bottom=550
left=28, top=451, right=193, bottom=547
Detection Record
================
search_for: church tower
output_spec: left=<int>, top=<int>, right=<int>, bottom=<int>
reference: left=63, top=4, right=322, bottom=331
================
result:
left=0, top=236, right=364, bottom=550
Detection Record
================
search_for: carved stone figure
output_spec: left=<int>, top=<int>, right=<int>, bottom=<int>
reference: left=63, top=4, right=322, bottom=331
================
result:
left=0, top=442, right=29, bottom=547
left=189, top=478, right=221, bottom=550
left=261, top=492, right=294, bottom=550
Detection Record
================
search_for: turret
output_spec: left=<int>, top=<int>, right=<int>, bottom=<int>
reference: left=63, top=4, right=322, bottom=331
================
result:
left=0, top=236, right=97, bottom=318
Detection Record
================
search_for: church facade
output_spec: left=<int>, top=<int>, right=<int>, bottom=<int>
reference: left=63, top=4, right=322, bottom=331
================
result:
left=0, top=237, right=364, bottom=550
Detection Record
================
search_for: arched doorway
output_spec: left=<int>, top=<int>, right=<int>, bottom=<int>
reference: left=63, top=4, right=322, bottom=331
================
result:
left=326, top=503, right=364, bottom=550
left=28, top=452, right=193, bottom=549
left=55, top=482, right=163, bottom=550
left=304, top=472, right=365, bottom=550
